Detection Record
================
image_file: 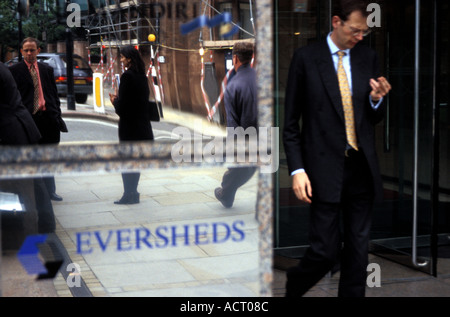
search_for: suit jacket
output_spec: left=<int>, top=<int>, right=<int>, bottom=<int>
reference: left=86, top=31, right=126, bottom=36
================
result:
left=224, top=63, right=257, bottom=129
left=283, top=40, right=385, bottom=203
left=9, top=61, right=68, bottom=138
left=113, top=68, right=154, bottom=141
left=0, top=62, right=41, bottom=145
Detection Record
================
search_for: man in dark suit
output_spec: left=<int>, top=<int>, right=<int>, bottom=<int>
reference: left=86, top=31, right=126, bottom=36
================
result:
left=1, top=61, right=55, bottom=234
left=9, top=37, right=67, bottom=202
left=283, top=0, right=391, bottom=297
left=214, top=41, right=257, bottom=208
left=0, top=62, right=41, bottom=145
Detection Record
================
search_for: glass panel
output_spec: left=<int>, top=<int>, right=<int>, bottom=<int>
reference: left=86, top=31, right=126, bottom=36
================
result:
left=0, top=0, right=273, bottom=297
left=275, top=0, right=331, bottom=253
left=436, top=0, right=450, bottom=274
left=274, top=0, right=449, bottom=276
left=368, top=0, right=448, bottom=274
left=1, top=168, right=259, bottom=296
left=239, top=2, right=256, bottom=39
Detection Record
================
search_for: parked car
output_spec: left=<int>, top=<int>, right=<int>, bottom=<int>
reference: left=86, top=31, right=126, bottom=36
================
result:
left=5, top=53, right=93, bottom=104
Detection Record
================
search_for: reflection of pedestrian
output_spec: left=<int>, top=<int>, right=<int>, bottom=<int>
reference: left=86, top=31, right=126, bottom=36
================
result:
left=1, top=61, right=55, bottom=234
left=214, top=42, right=257, bottom=208
left=109, top=46, right=154, bottom=204
left=283, top=0, right=391, bottom=297
left=0, top=62, right=41, bottom=145
left=9, top=37, right=68, bottom=202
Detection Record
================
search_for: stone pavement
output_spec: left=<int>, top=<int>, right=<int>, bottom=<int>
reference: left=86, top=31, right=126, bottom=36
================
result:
left=50, top=167, right=259, bottom=297
left=272, top=254, right=450, bottom=297
left=1, top=94, right=261, bottom=297
left=1, top=165, right=260, bottom=297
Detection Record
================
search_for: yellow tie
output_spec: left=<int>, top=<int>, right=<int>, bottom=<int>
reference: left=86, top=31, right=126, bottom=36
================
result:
left=30, top=64, right=40, bottom=114
left=337, top=51, right=358, bottom=151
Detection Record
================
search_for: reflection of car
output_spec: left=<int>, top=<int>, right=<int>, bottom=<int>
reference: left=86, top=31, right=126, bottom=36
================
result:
left=6, top=53, right=93, bottom=104
left=4, top=59, right=18, bottom=67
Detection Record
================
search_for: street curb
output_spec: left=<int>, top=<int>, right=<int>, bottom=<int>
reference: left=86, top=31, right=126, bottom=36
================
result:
left=62, top=109, right=119, bottom=123
left=61, top=102, right=227, bottom=137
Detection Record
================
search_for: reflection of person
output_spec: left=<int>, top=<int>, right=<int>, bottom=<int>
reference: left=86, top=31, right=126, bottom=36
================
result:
left=214, top=42, right=257, bottom=208
left=0, top=62, right=41, bottom=145
left=109, top=46, right=154, bottom=204
left=283, top=0, right=392, bottom=297
left=9, top=37, right=68, bottom=202
left=1, top=61, right=55, bottom=233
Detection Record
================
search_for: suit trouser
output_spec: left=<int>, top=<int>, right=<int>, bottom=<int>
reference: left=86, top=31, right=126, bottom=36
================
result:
left=220, top=167, right=257, bottom=201
left=34, top=111, right=61, bottom=195
left=34, top=177, right=56, bottom=233
left=286, top=151, right=374, bottom=297
left=42, top=176, right=56, bottom=194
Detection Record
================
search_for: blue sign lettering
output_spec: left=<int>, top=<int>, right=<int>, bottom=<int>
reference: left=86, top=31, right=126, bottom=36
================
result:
left=136, top=227, right=153, bottom=249
left=76, top=220, right=247, bottom=254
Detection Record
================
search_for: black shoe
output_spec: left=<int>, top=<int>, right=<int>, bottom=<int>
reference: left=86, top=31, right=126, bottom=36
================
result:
left=49, top=193, right=63, bottom=201
left=214, top=187, right=233, bottom=208
left=114, top=192, right=140, bottom=205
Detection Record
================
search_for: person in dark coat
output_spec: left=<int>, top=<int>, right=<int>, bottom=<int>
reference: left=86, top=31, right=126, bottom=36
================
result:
left=214, top=41, right=257, bottom=208
left=283, top=0, right=391, bottom=297
left=109, top=45, right=154, bottom=204
left=0, top=62, right=41, bottom=145
left=1, top=61, right=55, bottom=234
left=9, top=37, right=68, bottom=202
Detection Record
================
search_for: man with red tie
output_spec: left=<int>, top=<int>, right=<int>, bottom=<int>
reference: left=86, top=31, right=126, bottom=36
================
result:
left=10, top=37, right=67, bottom=202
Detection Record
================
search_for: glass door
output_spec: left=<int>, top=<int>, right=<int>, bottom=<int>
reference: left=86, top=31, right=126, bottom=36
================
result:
left=274, top=0, right=332, bottom=260
left=367, top=0, right=450, bottom=276
left=274, top=0, right=450, bottom=276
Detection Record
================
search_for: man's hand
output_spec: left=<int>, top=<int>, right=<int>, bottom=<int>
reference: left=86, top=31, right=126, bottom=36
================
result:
left=292, top=172, right=312, bottom=204
left=370, top=76, right=392, bottom=102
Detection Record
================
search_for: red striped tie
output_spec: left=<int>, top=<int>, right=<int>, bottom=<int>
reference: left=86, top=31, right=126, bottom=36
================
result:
left=30, top=64, right=40, bottom=114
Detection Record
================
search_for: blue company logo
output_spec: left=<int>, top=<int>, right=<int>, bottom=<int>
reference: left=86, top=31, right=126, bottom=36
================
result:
left=77, top=220, right=246, bottom=254
left=180, top=12, right=239, bottom=37
left=17, top=234, right=63, bottom=278
left=17, top=234, right=49, bottom=275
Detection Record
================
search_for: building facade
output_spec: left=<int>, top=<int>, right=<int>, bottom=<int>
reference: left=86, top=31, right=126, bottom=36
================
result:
left=77, top=0, right=257, bottom=121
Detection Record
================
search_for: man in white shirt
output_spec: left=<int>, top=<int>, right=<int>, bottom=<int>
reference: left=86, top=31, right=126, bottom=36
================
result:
left=283, top=0, right=391, bottom=297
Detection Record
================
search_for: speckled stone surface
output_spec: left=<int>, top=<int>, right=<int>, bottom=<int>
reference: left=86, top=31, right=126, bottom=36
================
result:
left=254, top=0, right=275, bottom=296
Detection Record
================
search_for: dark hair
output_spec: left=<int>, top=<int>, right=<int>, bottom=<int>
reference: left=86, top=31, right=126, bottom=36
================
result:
left=120, top=45, right=146, bottom=74
left=333, top=0, right=369, bottom=21
left=232, top=41, right=254, bottom=65
left=21, top=37, right=40, bottom=49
